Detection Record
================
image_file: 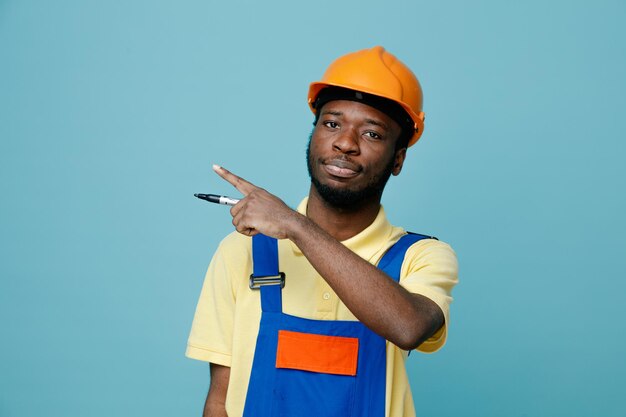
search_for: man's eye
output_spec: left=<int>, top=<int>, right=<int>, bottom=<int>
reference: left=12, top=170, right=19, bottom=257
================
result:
left=365, top=131, right=382, bottom=140
left=323, top=121, right=339, bottom=129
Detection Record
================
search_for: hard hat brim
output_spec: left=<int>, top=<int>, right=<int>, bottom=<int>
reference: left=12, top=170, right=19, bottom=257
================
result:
left=308, top=81, right=424, bottom=146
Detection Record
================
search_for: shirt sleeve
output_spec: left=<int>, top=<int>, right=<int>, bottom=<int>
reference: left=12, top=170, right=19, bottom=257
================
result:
left=399, top=239, right=459, bottom=353
left=185, top=235, right=241, bottom=366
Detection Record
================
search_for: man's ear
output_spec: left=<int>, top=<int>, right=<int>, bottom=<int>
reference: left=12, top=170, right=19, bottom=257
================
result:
left=392, top=148, right=407, bottom=176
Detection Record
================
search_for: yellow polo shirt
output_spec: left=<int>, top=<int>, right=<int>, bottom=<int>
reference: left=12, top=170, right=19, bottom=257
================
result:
left=186, top=198, right=458, bottom=417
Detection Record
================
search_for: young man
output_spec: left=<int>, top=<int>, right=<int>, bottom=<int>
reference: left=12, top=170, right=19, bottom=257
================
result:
left=186, top=46, right=458, bottom=417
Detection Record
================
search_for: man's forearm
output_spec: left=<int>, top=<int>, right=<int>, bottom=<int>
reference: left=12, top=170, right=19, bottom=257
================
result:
left=203, top=364, right=230, bottom=417
left=203, top=400, right=227, bottom=417
left=287, top=214, right=443, bottom=350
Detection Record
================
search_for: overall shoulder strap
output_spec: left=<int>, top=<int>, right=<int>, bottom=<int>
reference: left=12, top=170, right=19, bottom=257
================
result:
left=377, top=232, right=436, bottom=282
left=251, top=234, right=282, bottom=313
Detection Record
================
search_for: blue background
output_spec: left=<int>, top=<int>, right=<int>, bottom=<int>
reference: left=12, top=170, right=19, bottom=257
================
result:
left=1, top=1, right=625, bottom=416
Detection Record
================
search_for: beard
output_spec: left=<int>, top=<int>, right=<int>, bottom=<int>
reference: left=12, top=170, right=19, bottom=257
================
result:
left=306, top=133, right=395, bottom=209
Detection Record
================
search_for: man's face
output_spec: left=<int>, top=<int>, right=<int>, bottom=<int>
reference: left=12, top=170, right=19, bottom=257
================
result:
left=306, top=100, right=406, bottom=209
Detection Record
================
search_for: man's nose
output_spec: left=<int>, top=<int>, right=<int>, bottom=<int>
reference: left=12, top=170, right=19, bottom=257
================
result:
left=332, top=127, right=360, bottom=155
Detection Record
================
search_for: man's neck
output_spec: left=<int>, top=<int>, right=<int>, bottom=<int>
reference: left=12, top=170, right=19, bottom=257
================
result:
left=305, top=184, right=382, bottom=242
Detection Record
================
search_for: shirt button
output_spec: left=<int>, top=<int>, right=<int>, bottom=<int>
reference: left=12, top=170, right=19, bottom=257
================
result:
left=323, top=292, right=331, bottom=300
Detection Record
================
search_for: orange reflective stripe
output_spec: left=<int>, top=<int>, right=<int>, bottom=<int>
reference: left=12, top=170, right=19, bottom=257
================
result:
left=275, top=330, right=359, bottom=376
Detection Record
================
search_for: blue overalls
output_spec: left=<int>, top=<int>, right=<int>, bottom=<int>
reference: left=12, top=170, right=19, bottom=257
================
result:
left=242, top=233, right=432, bottom=417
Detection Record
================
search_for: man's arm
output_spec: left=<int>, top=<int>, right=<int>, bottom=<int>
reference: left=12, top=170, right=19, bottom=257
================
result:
left=203, top=363, right=230, bottom=417
left=213, top=165, right=444, bottom=350
left=288, top=215, right=444, bottom=350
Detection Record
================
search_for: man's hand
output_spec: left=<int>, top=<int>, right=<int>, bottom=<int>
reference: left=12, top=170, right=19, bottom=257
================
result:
left=213, top=165, right=303, bottom=239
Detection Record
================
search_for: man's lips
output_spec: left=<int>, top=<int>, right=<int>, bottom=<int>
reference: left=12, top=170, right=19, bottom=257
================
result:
left=322, top=159, right=361, bottom=179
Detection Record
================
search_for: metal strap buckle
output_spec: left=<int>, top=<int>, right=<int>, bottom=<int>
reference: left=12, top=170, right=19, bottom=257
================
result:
left=249, top=272, right=286, bottom=290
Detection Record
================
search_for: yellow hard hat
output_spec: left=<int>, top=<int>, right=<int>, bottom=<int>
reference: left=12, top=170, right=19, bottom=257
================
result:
left=308, top=46, right=425, bottom=146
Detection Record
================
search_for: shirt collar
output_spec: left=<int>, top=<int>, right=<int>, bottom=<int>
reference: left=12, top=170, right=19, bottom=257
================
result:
left=288, top=197, right=394, bottom=263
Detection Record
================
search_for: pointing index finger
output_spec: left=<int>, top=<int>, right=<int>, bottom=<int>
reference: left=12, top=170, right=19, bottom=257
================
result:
left=212, top=164, right=257, bottom=195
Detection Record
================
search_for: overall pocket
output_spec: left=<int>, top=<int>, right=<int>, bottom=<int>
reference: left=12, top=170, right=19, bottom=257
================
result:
left=273, top=330, right=359, bottom=417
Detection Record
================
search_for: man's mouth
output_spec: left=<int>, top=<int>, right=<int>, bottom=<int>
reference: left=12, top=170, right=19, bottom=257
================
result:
left=322, top=159, right=361, bottom=179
